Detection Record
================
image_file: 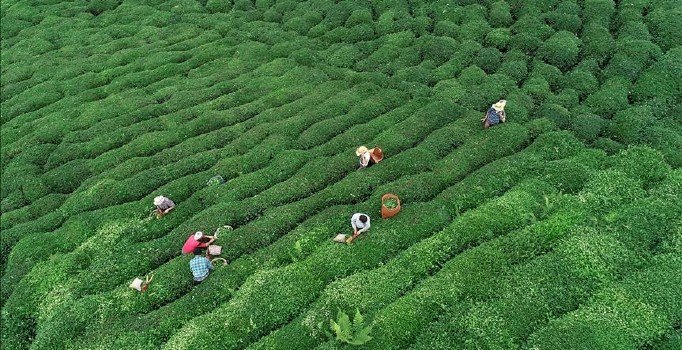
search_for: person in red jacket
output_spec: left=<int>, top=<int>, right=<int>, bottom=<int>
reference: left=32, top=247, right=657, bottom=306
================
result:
left=182, top=231, right=216, bottom=254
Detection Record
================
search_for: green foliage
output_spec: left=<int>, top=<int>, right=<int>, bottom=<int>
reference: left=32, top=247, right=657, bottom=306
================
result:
left=606, top=105, right=656, bottom=144
left=528, top=254, right=682, bottom=350
left=580, top=23, right=614, bottom=64
left=584, top=77, right=631, bottom=118
left=646, top=3, right=682, bottom=51
left=488, top=1, right=513, bottom=27
left=328, top=309, right=373, bottom=346
left=570, top=113, right=605, bottom=142
left=538, top=31, right=581, bottom=71
left=583, top=0, right=615, bottom=27
left=475, top=47, right=502, bottom=73
left=544, top=1, right=581, bottom=32
left=580, top=169, right=646, bottom=214
left=610, top=146, right=670, bottom=188
left=1, top=1, right=679, bottom=349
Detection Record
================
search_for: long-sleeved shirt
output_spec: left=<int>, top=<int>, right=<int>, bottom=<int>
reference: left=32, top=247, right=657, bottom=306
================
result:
left=351, top=213, right=371, bottom=233
left=189, top=256, right=213, bottom=281
left=182, top=235, right=209, bottom=254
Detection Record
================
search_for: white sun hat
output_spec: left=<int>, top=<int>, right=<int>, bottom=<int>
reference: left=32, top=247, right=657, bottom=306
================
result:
left=492, top=100, right=507, bottom=111
left=355, top=146, right=369, bottom=156
left=194, top=231, right=204, bottom=240
left=154, top=196, right=165, bottom=206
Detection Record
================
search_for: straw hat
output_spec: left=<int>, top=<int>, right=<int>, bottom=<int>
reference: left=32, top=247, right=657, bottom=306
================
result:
left=492, top=100, right=507, bottom=111
left=355, top=146, right=369, bottom=156
left=154, top=196, right=165, bottom=206
left=194, top=231, right=204, bottom=240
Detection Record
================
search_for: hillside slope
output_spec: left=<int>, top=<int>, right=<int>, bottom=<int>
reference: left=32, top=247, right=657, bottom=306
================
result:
left=1, top=0, right=680, bottom=349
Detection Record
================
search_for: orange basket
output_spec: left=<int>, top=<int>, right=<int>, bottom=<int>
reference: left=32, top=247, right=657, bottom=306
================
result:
left=371, top=147, right=384, bottom=163
left=381, top=193, right=401, bottom=219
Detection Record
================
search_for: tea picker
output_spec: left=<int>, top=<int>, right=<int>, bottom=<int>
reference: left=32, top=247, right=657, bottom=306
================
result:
left=189, top=226, right=232, bottom=284
left=181, top=224, right=231, bottom=255
left=334, top=213, right=371, bottom=244
left=482, top=100, right=507, bottom=129
left=356, top=146, right=384, bottom=169
left=153, top=195, right=175, bottom=218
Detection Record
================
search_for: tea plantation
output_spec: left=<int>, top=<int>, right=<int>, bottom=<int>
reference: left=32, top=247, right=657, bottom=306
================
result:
left=1, top=0, right=681, bottom=349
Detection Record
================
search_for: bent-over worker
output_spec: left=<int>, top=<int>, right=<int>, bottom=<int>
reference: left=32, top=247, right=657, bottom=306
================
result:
left=482, top=100, right=507, bottom=129
left=189, top=248, right=213, bottom=284
left=348, top=213, right=371, bottom=243
left=154, top=195, right=175, bottom=218
left=182, top=231, right=216, bottom=254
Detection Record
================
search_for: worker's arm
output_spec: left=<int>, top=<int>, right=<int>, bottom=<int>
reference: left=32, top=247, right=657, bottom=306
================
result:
left=500, top=110, right=506, bottom=122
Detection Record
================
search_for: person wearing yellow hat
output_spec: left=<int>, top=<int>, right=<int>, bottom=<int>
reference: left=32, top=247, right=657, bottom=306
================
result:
left=154, top=195, right=175, bottom=218
left=356, top=146, right=384, bottom=169
left=482, top=100, right=507, bottom=129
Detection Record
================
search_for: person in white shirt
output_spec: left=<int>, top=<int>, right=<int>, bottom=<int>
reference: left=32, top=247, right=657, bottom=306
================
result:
left=348, top=213, right=371, bottom=243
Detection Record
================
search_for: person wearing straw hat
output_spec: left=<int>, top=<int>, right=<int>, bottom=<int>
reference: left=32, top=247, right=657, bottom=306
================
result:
left=356, top=146, right=384, bottom=169
left=482, top=100, right=507, bottom=129
left=182, top=231, right=216, bottom=254
left=154, top=195, right=175, bottom=218
left=189, top=248, right=213, bottom=285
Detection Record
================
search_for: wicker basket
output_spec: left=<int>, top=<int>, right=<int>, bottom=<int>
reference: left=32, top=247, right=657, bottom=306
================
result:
left=381, top=193, right=401, bottom=219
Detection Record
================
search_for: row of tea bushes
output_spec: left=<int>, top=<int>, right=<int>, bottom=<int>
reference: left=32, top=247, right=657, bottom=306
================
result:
left=406, top=169, right=679, bottom=349
left=0, top=80, right=352, bottom=280
left=6, top=100, right=468, bottom=348
left=51, top=101, right=524, bottom=348
left=161, top=129, right=590, bottom=349
left=250, top=202, right=586, bottom=350
left=73, top=118, right=545, bottom=348
left=248, top=182, right=553, bottom=350
left=527, top=253, right=681, bottom=350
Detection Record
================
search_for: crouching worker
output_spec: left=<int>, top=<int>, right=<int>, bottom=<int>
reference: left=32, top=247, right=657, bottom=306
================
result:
left=356, top=146, right=384, bottom=169
left=347, top=213, right=371, bottom=244
left=154, top=195, right=175, bottom=218
left=482, top=100, right=507, bottom=129
left=189, top=248, right=213, bottom=285
left=182, top=231, right=216, bottom=254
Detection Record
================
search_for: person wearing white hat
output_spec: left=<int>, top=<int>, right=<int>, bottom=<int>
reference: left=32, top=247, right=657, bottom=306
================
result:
left=154, top=195, right=175, bottom=218
left=482, top=100, right=507, bottom=129
left=356, top=146, right=384, bottom=169
left=182, top=231, right=216, bottom=254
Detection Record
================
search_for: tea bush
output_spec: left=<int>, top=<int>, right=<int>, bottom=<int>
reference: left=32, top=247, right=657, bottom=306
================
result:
left=580, top=23, right=615, bottom=64
left=538, top=31, right=581, bottom=71
left=527, top=254, right=682, bottom=350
